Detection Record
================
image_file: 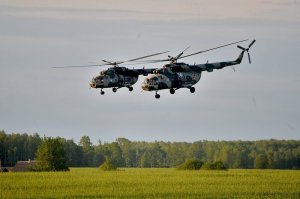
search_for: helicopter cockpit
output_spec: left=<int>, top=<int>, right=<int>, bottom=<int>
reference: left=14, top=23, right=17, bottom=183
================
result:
left=144, top=76, right=160, bottom=85
left=90, top=75, right=104, bottom=88
left=142, top=74, right=162, bottom=91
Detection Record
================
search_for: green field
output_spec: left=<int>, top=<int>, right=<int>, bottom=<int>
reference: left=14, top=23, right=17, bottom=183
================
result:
left=1, top=168, right=299, bottom=199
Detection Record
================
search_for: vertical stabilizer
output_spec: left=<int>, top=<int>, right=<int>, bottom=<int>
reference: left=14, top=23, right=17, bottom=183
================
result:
left=235, top=51, right=245, bottom=63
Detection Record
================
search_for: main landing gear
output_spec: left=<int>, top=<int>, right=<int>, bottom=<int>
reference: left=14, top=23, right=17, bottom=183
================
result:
left=189, top=87, right=195, bottom=93
left=170, top=88, right=175, bottom=94
left=100, top=89, right=105, bottom=95
left=112, top=86, right=133, bottom=93
left=155, top=87, right=195, bottom=99
left=170, top=87, right=195, bottom=95
left=155, top=91, right=160, bottom=99
left=127, top=86, right=133, bottom=92
left=101, top=86, right=134, bottom=95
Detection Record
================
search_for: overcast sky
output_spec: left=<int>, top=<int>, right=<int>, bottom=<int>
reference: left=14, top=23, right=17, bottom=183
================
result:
left=0, top=0, right=299, bottom=143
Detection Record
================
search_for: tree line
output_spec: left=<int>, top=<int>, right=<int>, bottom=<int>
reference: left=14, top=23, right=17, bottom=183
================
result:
left=0, top=130, right=300, bottom=169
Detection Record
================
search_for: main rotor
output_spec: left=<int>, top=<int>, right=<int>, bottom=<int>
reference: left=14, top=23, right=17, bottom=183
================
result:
left=53, top=51, right=169, bottom=69
left=133, top=39, right=249, bottom=65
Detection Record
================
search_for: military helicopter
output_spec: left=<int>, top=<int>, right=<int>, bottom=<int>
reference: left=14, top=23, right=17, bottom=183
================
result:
left=54, top=51, right=168, bottom=95
left=140, top=39, right=256, bottom=99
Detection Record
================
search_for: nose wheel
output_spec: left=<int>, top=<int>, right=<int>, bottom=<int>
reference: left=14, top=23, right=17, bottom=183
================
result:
left=112, top=87, right=117, bottom=93
left=155, top=91, right=160, bottom=99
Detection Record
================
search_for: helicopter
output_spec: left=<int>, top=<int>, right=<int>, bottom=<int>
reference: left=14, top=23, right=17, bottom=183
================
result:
left=54, top=51, right=168, bottom=95
left=140, top=39, right=256, bottom=99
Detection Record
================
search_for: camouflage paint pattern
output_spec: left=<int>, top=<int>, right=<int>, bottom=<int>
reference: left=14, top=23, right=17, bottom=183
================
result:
left=141, top=50, right=245, bottom=92
left=90, top=67, right=156, bottom=89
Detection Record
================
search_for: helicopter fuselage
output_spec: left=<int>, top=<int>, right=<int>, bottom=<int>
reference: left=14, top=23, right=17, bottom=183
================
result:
left=141, top=63, right=201, bottom=91
left=91, top=74, right=138, bottom=89
left=89, top=66, right=156, bottom=94
left=90, top=67, right=139, bottom=89
left=141, top=49, right=246, bottom=98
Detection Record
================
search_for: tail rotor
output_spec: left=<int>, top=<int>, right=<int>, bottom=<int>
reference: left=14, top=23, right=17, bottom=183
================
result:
left=237, top=40, right=256, bottom=64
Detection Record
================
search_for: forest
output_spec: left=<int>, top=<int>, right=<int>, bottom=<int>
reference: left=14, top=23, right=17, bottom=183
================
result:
left=0, top=130, right=299, bottom=169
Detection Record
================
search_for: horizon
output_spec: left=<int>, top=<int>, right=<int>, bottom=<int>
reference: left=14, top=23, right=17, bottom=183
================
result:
left=1, top=130, right=299, bottom=145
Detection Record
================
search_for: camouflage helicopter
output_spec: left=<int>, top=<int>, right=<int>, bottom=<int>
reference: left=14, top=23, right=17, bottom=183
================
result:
left=54, top=51, right=168, bottom=95
left=140, top=39, right=256, bottom=99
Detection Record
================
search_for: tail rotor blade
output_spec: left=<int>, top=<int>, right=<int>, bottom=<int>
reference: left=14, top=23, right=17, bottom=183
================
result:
left=247, top=51, right=251, bottom=64
left=237, top=39, right=255, bottom=64
left=249, top=40, right=256, bottom=48
left=237, top=45, right=245, bottom=51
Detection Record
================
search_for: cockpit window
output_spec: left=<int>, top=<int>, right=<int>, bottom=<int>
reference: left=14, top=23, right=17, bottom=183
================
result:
left=107, top=70, right=114, bottom=74
left=94, top=76, right=102, bottom=80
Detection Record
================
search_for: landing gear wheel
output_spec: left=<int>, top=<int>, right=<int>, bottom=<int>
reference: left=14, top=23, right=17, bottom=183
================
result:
left=100, top=90, right=105, bottom=95
left=155, top=94, right=160, bottom=99
left=190, top=87, right=195, bottom=93
left=170, top=88, right=175, bottom=94
left=128, top=87, right=133, bottom=92
left=112, top=88, right=117, bottom=93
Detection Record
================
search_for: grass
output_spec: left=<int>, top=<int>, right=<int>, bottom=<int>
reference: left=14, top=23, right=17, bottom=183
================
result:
left=1, top=168, right=300, bottom=198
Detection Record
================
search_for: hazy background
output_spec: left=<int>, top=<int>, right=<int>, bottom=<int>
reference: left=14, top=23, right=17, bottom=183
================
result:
left=0, top=0, right=299, bottom=143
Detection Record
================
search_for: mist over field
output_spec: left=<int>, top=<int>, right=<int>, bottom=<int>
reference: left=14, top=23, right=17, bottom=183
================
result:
left=0, top=0, right=299, bottom=143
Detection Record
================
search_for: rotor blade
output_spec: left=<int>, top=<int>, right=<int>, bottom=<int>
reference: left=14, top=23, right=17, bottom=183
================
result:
left=129, top=58, right=171, bottom=63
left=179, top=39, right=248, bottom=59
left=247, top=51, right=251, bottom=64
left=129, top=47, right=192, bottom=63
left=183, top=46, right=191, bottom=53
left=53, top=51, right=169, bottom=69
left=173, top=46, right=191, bottom=60
left=98, top=51, right=169, bottom=65
left=123, top=61, right=164, bottom=65
left=174, top=52, right=183, bottom=60
left=248, top=40, right=256, bottom=48
left=102, top=60, right=120, bottom=65
left=125, top=51, right=169, bottom=62
left=52, top=64, right=107, bottom=68
left=237, top=45, right=246, bottom=51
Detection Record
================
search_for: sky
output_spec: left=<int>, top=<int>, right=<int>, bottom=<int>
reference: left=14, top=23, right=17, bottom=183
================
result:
left=0, top=0, right=299, bottom=144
